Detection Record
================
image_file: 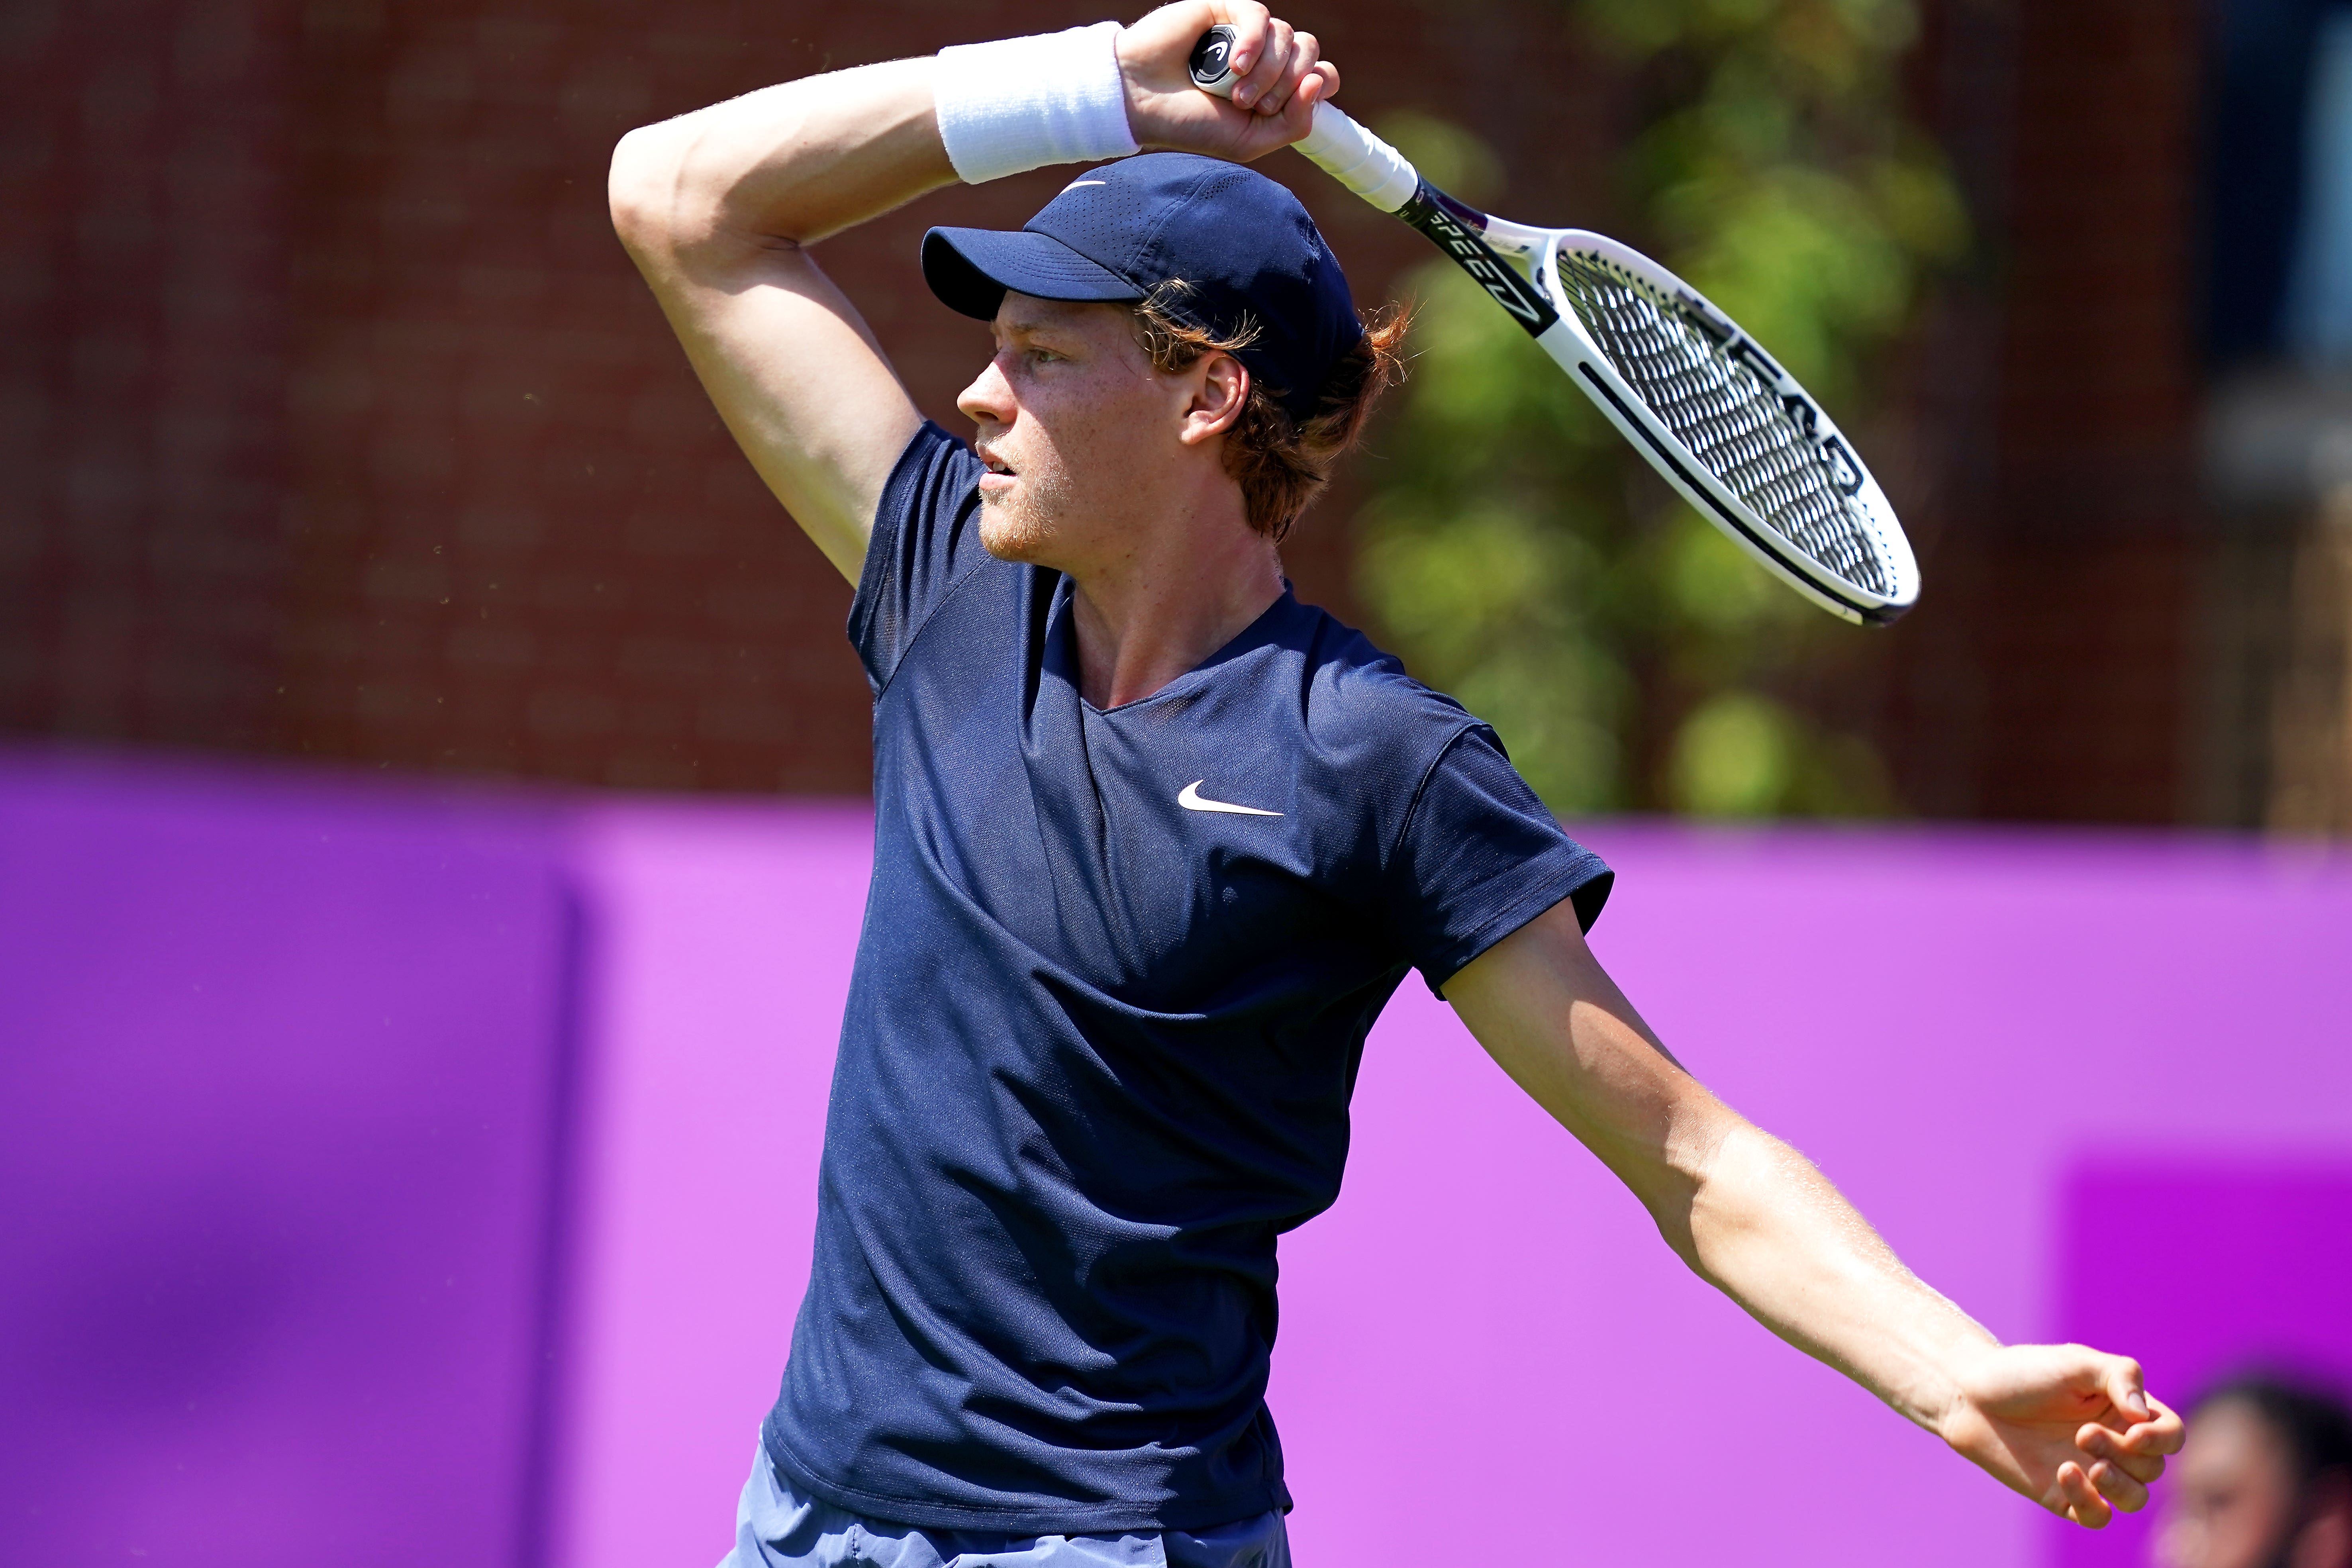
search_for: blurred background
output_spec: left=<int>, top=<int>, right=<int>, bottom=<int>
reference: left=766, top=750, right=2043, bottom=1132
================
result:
left=8, top=0, right=2352, bottom=829
left=4, top=1, right=2350, bottom=1565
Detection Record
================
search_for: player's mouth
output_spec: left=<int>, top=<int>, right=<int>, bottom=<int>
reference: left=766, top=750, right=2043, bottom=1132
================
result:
left=976, top=445, right=1016, bottom=496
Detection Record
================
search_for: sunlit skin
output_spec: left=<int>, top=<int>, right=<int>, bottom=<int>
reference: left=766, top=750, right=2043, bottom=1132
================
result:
left=608, top=0, right=2188, bottom=1533
left=2156, top=1399, right=2352, bottom=1568
left=604, top=0, right=1332, bottom=713
left=955, top=293, right=1284, bottom=711
left=1444, top=897, right=2183, bottom=1528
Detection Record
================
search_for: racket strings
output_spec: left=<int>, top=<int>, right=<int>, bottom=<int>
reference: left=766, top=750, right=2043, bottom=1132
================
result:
left=1554, top=255, right=1891, bottom=597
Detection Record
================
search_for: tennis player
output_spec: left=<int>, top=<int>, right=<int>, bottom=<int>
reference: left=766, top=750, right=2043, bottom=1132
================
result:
left=609, top=6, right=2184, bottom=1563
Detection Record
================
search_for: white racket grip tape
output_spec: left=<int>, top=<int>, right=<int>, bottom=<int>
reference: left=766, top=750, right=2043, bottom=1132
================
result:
left=1295, top=102, right=1419, bottom=213
left=1188, top=26, right=1419, bottom=212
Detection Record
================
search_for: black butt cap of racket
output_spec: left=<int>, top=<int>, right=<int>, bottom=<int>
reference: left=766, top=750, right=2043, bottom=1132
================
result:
left=1189, top=25, right=1237, bottom=90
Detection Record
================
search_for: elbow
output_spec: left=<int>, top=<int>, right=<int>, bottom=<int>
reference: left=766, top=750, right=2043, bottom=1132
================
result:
left=1646, top=1194, right=1709, bottom=1278
left=608, top=123, right=684, bottom=257
left=1647, top=1109, right=1743, bottom=1277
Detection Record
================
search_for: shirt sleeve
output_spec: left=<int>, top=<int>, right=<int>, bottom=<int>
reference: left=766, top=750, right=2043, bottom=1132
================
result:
left=846, top=421, right=990, bottom=696
left=1381, top=724, right=1614, bottom=996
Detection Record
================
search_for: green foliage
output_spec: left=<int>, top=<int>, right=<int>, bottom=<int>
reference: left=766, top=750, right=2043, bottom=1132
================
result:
left=1352, top=0, right=1962, bottom=817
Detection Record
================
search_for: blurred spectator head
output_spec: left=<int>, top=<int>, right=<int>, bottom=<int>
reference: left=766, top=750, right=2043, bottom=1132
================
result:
left=2156, top=1373, right=2352, bottom=1568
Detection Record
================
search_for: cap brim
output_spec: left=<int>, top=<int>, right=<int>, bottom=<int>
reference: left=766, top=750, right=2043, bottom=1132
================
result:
left=921, top=227, right=1141, bottom=320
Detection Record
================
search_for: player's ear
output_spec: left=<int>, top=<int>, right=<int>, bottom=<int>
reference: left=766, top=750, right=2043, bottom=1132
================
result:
left=1180, top=351, right=1249, bottom=446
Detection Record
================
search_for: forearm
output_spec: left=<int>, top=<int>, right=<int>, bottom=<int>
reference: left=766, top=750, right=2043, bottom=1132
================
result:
left=1679, top=1115, right=1997, bottom=1435
left=1450, top=906, right=1997, bottom=1436
left=609, top=58, right=953, bottom=262
left=1451, top=906, right=2181, bottom=1524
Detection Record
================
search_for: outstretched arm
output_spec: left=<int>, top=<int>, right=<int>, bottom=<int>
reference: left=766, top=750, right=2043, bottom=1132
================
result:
left=606, top=2, right=1339, bottom=582
left=1443, top=898, right=2185, bottom=1529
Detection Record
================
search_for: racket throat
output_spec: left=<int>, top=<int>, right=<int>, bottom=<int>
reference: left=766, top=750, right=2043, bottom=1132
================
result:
left=1399, top=183, right=1560, bottom=337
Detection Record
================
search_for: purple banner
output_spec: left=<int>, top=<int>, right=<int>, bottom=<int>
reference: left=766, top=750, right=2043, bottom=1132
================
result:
left=2056, top=1162, right=2352, bottom=1568
left=552, top=820, right=2352, bottom=1568
left=7, top=750, right=2350, bottom=1568
left=0, top=753, right=577, bottom=1566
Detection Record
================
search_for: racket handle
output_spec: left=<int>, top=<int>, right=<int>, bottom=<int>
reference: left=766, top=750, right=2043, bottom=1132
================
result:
left=1295, top=103, right=1419, bottom=213
left=1187, top=25, right=1421, bottom=213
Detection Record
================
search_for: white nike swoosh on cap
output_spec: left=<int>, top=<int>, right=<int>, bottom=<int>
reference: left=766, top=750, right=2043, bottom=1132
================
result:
left=1178, top=780, right=1282, bottom=817
left=1059, top=179, right=1107, bottom=192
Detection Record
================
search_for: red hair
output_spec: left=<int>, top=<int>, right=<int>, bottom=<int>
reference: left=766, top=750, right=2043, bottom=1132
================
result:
left=1129, top=283, right=1413, bottom=541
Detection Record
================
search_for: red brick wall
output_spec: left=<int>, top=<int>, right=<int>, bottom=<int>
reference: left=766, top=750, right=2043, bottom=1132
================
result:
left=4, top=0, right=1611, bottom=794
left=1982, top=0, right=2203, bottom=823
left=1871, top=0, right=2207, bottom=824
left=2, top=0, right=2223, bottom=823
left=1, top=0, right=294, bottom=753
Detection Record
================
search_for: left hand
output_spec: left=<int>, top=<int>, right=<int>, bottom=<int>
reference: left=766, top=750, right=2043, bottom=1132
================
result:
left=1941, top=1343, right=2186, bottom=1527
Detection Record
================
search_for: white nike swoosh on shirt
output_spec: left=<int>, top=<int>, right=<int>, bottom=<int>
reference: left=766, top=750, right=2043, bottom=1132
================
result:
left=1177, top=781, right=1283, bottom=817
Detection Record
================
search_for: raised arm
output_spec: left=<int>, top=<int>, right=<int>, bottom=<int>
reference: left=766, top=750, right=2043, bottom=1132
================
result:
left=1442, top=899, right=2185, bottom=1529
left=606, top=3, right=1339, bottom=583
left=607, top=62, right=941, bottom=580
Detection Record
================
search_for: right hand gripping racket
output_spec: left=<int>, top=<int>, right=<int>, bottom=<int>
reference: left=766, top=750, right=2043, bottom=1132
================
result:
left=1190, top=26, right=1920, bottom=625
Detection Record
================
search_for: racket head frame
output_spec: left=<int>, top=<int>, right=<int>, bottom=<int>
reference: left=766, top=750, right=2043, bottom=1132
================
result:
left=1184, top=28, right=1919, bottom=625
left=1427, top=202, right=1919, bottom=626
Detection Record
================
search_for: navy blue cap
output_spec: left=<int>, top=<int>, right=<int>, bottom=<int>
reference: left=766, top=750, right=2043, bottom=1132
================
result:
left=922, top=153, right=1362, bottom=422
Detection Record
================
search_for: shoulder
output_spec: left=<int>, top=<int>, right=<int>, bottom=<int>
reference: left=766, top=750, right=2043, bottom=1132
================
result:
left=850, top=421, right=999, bottom=696
left=1289, top=600, right=1482, bottom=762
left=1268, top=598, right=1499, bottom=848
left=878, top=419, right=983, bottom=519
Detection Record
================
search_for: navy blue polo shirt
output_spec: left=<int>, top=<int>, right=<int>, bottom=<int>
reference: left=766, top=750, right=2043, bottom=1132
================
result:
left=762, top=423, right=1611, bottom=1534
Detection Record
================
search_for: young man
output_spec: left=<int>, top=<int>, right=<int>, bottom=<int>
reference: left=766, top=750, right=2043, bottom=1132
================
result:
left=608, top=6, right=2184, bottom=1563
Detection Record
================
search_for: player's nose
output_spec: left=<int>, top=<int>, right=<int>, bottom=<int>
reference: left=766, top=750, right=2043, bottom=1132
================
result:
left=956, top=353, right=1017, bottom=428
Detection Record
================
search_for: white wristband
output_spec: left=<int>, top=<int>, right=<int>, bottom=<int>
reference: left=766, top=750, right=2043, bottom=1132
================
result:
left=933, top=22, right=1140, bottom=185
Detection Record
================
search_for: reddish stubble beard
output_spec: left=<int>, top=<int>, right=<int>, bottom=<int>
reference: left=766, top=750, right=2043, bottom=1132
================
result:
left=971, top=430, right=1081, bottom=565
left=960, top=296, right=1189, bottom=578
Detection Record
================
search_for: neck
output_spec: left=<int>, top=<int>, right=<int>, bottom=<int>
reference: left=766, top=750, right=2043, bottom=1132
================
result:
left=1063, top=501, right=1285, bottom=710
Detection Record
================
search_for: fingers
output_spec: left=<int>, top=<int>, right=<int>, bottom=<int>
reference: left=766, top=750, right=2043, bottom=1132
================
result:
left=2057, top=1446, right=2152, bottom=1527
left=1231, top=18, right=1296, bottom=111
left=2088, top=1457, right=2152, bottom=1515
left=2056, top=1461, right=2115, bottom=1529
left=2138, top=1393, right=2187, bottom=1455
left=1214, top=1, right=1274, bottom=78
left=1210, top=4, right=1327, bottom=118
left=2080, top=1423, right=2167, bottom=1486
left=1244, top=26, right=1320, bottom=116
left=1118, top=0, right=1341, bottom=161
left=2100, top=1356, right=2152, bottom=1425
left=2082, top=1401, right=2182, bottom=1463
left=2074, top=1392, right=2184, bottom=1500
left=1282, top=61, right=1337, bottom=125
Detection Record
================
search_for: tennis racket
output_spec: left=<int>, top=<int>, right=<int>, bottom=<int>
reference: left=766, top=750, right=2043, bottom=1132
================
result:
left=1189, top=25, right=1920, bottom=625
